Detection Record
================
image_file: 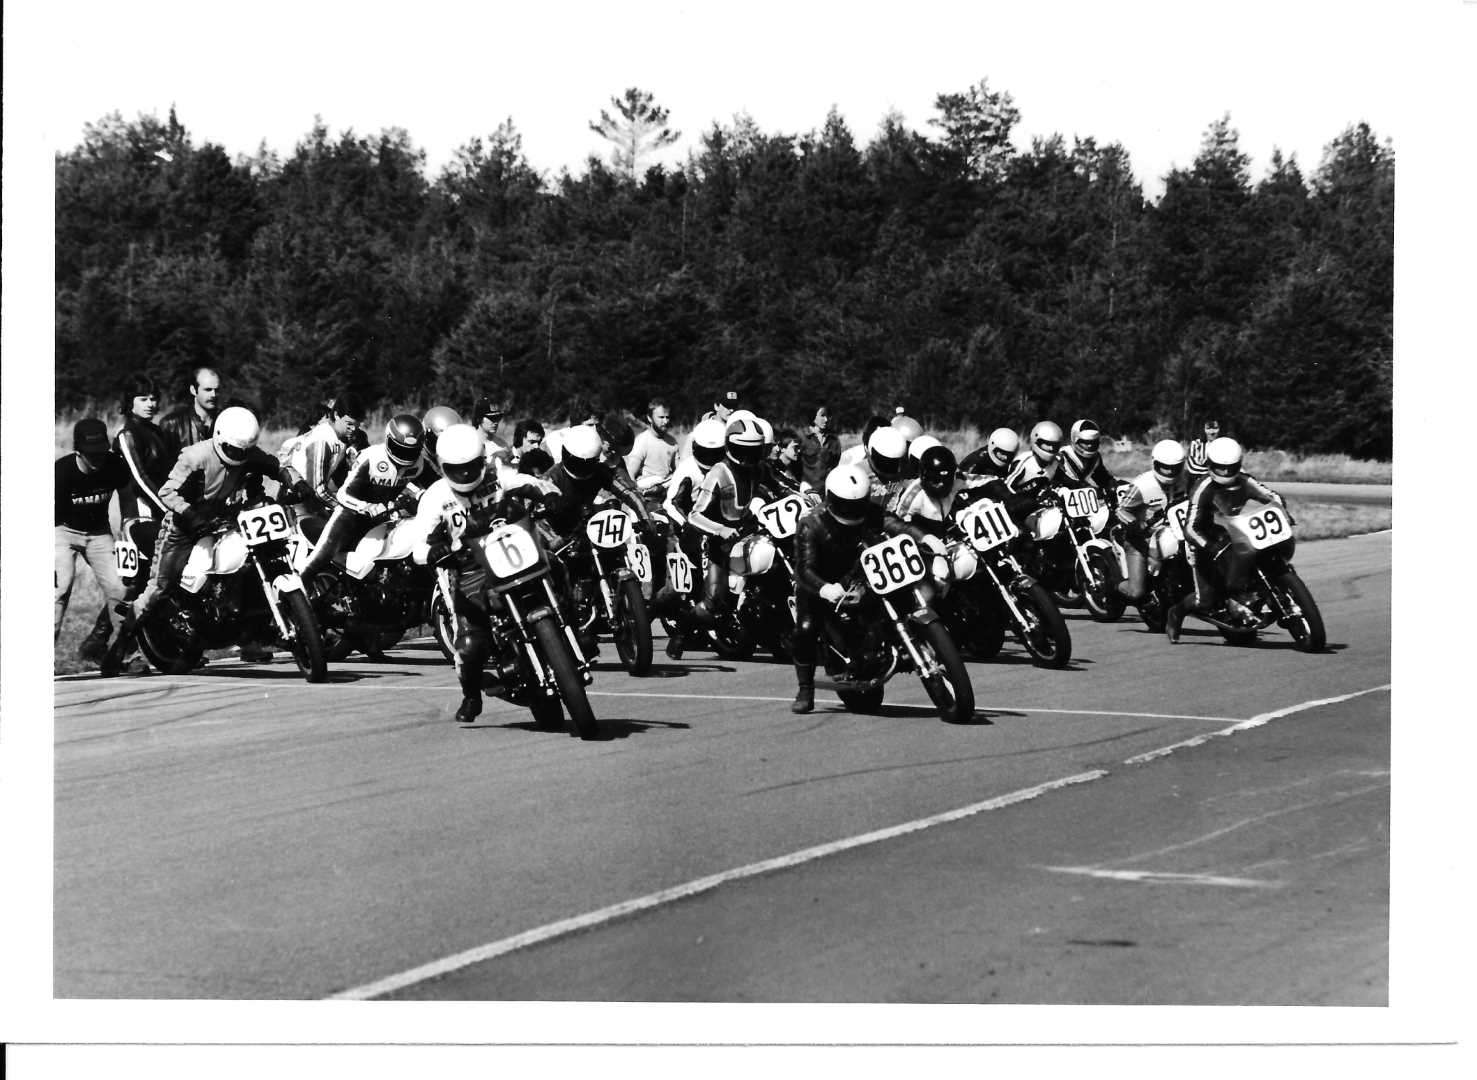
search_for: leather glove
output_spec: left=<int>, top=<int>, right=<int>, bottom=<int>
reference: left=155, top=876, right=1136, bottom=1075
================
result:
left=425, top=541, right=454, bottom=567
left=819, top=582, right=846, bottom=604
left=176, top=505, right=209, bottom=534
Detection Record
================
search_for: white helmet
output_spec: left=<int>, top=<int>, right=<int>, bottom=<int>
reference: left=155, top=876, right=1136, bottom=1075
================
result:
left=561, top=424, right=604, bottom=480
left=1028, top=421, right=1064, bottom=465
left=824, top=464, right=871, bottom=525
left=690, top=418, right=727, bottom=470
left=437, top=423, right=486, bottom=493
left=212, top=406, right=260, bottom=465
left=1206, top=436, right=1244, bottom=486
left=754, top=415, right=775, bottom=449
left=891, top=414, right=923, bottom=445
left=908, top=433, right=943, bottom=463
left=726, top=408, right=760, bottom=430
left=1069, top=418, right=1102, bottom=459
left=1151, top=439, right=1186, bottom=484
left=867, top=426, right=908, bottom=481
left=725, top=415, right=766, bottom=469
left=985, top=427, right=1020, bottom=468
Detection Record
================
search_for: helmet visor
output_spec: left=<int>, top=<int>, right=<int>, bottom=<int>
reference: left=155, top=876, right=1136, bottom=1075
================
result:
left=444, top=458, right=485, bottom=489
left=1209, top=461, right=1242, bottom=480
left=1034, top=438, right=1061, bottom=457
left=827, top=494, right=869, bottom=525
left=727, top=441, right=765, bottom=467
left=216, top=440, right=249, bottom=465
left=1153, top=462, right=1183, bottom=482
left=1074, top=436, right=1100, bottom=455
left=387, top=442, right=421, bottom=467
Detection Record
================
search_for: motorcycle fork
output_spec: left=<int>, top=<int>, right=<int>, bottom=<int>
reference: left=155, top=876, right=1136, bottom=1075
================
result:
left=250, top=555, right=292, bottom=639
left=886, top=594, right=935, bottom=676
left=983, top=559, right=1032, bottom=628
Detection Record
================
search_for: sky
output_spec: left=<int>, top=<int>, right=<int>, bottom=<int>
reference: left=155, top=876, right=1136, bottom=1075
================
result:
left=18, top=0, right=1425, bottom=199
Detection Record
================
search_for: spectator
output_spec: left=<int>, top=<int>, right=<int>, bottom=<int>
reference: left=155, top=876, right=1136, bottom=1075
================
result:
left=702, top=389, right=742, bottom=424
left=474, top=395, right=513, bottom=469
left=626, top=398, right=679, bottom=492
left=798, top=404, right=842, bottom=489
left=1186, top=417, right=1224, bottom=481
left=157, top=366, right=221, bottom=456
left=55, top=419, right=131, bottom=669
left=510, top=419, right=545, bottom=468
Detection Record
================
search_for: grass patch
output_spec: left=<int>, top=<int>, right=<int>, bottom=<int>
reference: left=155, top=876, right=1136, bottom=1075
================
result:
left=1288, top=502, right=1392, bottom=541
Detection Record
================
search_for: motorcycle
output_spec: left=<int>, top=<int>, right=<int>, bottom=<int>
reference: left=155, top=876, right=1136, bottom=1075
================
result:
left=1154, top=498, right=1325, bottom=651
left=816, top=531, right=975, bottom=723
left=941, top=497, right=1073, bottom=668
left=1023, top=484, right=1126, bottom=622
left=451, top=504, right=602, bottom=738
left=717, top=492, right=806, bottom=662
left=1132, top=500, right=1195, bottom=635
left=547, top=505, right=654, bottom=676
left=134, top=499, right=327, bottom=681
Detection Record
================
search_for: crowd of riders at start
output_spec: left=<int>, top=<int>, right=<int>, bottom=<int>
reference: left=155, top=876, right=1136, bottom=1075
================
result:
left=60, top=378, right=1296, bottom=714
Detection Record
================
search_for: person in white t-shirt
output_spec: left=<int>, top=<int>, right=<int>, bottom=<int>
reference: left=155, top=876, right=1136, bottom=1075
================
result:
left=625, top=398, right=679, bottom=494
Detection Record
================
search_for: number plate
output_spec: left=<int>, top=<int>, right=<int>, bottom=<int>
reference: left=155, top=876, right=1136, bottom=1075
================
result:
left=586, top=507, right=633, bottom=549
left=1058, top=486, right=1101, bottom=519
left=666, top=551, right=695, bottom=594
left=757, top=494, right=805, bottom=539
left=237, top=504, right=293, bottom=545
left=1166, top=500, right=1191, bottom=541
left=479, top=523, right=542, bottom=579
left=114, top=538, right=142, bottom=578
left=626, top=540, right=652, bottom=583
left=859, top=534, right=927, bottom=595
left=1230, top=504, right=1293, bottom=550
left=957, top=500, right=1019, bottom=552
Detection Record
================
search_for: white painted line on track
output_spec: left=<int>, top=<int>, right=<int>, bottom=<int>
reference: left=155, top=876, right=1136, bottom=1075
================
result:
left=323, top=768, right=1109, bottom=1000
left=1038, top=867, right=1280, bottom=888
left=1122, top=683, right=1391, bottom=765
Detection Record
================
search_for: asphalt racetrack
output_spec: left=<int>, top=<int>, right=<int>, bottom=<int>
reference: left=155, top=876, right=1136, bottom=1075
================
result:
left=54, top=531, right=1391, bottom=1003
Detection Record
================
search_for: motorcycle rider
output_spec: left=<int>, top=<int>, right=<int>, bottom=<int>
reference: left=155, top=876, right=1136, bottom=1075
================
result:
left=413, top=424, right=560, bottom=723
left=280, top=392, right=366, bottom=520
left=890, top=414, right=925, bottom=477
left=299, top=414, right=427, bottom=586
left=956, top=427, right=1037, bottom=521
left=414, top=406, right=463, bottom=486
left=1114, top=440, right=1190, bottom=608
left=1165, top=436, right=1288, bottom=643
left=658, top=417, right=727, bottom=658
left=109, top=407, right=296, bottom=666
left=789, top=464, right=925, bottom=714
left=687, top=415, right=768, bottom=629
left=861, top=425, right=910, bottom=503
left=838, top=415, right=888, bottom=470
left=1006, top=421, right=1065, bottom=494
left=1058, top=418, right=1119, bottom=508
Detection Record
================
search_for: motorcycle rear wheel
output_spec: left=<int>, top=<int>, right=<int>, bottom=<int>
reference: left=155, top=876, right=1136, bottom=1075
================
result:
left=431, top=588, right=456, bottom=663
left=611, top=576, right=653, bottom=676
left=282, top=590, right=327, bottom=683
left=532, top=616, right=599, bottom=739
left=136, top=597, right=204, bottom=675
left=822, top=648, right=884, bottom=714
left=916, top=620, right=975, bottom=723
left=1082, top=550, right=1126, bottom=622
left=1014, top=583, right=1072, bottom=668
left=1275, top=570, right=1326, bottom=653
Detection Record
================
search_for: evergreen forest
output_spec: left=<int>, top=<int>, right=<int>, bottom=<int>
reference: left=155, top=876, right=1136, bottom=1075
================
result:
left=54, top=82, right=1394, bottom=457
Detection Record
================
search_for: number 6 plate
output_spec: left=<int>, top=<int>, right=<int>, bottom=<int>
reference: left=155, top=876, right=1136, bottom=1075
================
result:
left=858, top=534, right=927, bottom=595
left=479, top=523, right=541, bottom=578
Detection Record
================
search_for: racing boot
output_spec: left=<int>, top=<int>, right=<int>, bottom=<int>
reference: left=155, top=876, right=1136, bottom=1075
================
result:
left=77, top=607, right=114, bottom=664
left=664, top=629, right=684, bottom=660
left=1164, top=601, right=1185, bottom=645
left=99, top=621, right=138, bottom=678
left=454, top=694, right=483, bottom=724
left=791, top=663, right=815, bottom=714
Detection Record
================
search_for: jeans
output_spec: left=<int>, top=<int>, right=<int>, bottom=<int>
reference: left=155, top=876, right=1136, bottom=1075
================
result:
left=54, top=526, right=126, bottom=640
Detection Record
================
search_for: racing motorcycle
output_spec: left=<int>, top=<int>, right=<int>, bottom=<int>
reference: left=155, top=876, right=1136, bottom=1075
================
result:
left=450, top=503, right=602, bottom=738
left=938, top=496, right=1073, bottom=668
left=817, top=531, right=975, bottom=723
left=134, top=499, right=327, bottom=681
left=716, top=492, right=806, bottom=662
left=547, top=505, right=653, bottom=676
left=1023, top=484, right=1126, bottom=622
left=1149, top=498, right=1325, bottom=652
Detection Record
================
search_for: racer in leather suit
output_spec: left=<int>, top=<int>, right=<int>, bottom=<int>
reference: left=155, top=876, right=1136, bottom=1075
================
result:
left=1057, top=419, right=1119, bottom=510
left=1114, top=441, right=1190, bottom=606
left=687, top=416, right=767, bottom=625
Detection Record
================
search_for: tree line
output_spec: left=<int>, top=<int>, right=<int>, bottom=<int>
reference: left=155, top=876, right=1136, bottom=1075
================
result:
left=54, top=83, right=1393, bottom=457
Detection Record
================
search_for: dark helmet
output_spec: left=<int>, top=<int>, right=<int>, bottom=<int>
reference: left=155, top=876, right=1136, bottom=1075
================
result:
left=918, top=444, right=958, bottom=497
left=598, top=412, right=635, bottom=457
left=384, top=413, right=426, bottom=467
left=724, top=415, right=766, bottom=470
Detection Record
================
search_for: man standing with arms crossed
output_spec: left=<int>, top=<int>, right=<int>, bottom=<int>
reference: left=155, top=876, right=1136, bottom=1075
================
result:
left=158, top=366, right=221, bottom=455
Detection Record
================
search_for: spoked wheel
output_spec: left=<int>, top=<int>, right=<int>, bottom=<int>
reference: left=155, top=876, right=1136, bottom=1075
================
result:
left=915, top=620, right=975, bottom=723
left=1274, top=570, right=1326, bottom=653
left=281, top=590, right=327, bottom=683
left=532, top=617, right=599, bottom=739
left=431, top=586, right=457, bottom=663
left=1081, top=550, right=1127, bottom=622
left=610, top=576, right=653, bottom=676
left=136, top=596, right=204, bottom=675
left=1013, top=582, right=1072, bottom=668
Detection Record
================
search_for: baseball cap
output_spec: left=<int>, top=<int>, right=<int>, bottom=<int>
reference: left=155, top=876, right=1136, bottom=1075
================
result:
left=74, top=418, right=110, bottom=455
left=718, top=390, right=741, bottom=409
left=474, top=396, right=510, bottom=420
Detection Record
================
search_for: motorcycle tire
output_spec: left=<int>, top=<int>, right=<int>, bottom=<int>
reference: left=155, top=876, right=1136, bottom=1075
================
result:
left=822, top=650, right=884, bottom=714
left=322, top=629, right=355, bottom=662
left=611, top=576, right=653, bottom=676
left=1014, top=582, right=1072, bottom=668
left=532, top=616, right=599, bottom=740
left=1275, top=570, right=1326, bottom=653
left=431, top=588, right=456, bottom=664
left=962, top=594, right=1007, bottom=660
left=1218, top=626, right=1260, bottom=646
left=916, top=619, right=975, bottom=723
left=710, top=613, right=754, bottom=661
left=282, top=589, right=327, bottom=683
left=136, top=597, right=204, bottom=675
left=529, top=692, right=565, bottom=730
left=1082, top=550, right=1127, bottom=622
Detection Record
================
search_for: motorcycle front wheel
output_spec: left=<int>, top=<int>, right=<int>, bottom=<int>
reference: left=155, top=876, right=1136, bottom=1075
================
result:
left=431, top=588, right=456, bottom=663
left=1081, top=550, right=1127, bottom=622
left=611, top=576, right=653, bottom=676
left=532, top=616, right=599, bottom=739
left=915, top=620, right=975, bottom=723
left=1014, top=582, right=1072, bottom=668
left=1275, top=570, right=1326, bottom=653
left=282, top=590, right=327, bottom=683
left=136, top=596, right=204, bottom=675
